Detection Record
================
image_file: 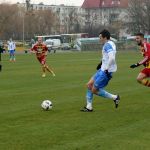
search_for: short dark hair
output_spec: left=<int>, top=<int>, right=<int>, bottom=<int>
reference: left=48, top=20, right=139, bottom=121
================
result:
left=136, top=33, right=144, bottom=38
left=99, top=29, right=110, bottom=39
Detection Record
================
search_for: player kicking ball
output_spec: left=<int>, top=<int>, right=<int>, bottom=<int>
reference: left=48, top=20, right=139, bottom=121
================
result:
left=81, top=29, right=120, bottom=112
left=31, top=37, right=55, bottom=77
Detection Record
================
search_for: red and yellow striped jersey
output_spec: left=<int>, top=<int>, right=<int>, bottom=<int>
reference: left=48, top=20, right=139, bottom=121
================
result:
left=139, top=42, right=150, bottom=68
left=31, top=43, right=48, bottom=57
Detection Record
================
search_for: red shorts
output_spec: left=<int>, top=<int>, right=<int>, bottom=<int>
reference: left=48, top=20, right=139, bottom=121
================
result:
left=141, top=68, right=150, bottom=77
left=37, top=55, right=46, bottom=65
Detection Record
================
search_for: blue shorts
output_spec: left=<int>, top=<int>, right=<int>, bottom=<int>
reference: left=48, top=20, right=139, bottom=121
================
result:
left=9, top=50, right=15, bottom=55
left=92, top=69, right=112, bottom=89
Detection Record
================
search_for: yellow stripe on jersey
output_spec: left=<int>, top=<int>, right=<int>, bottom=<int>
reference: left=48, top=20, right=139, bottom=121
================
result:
left=145, top=60, right=150, bottom=68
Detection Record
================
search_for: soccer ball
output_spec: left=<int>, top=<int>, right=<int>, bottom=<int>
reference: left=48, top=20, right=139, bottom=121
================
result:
left=41, top=100, right=52, bottom=110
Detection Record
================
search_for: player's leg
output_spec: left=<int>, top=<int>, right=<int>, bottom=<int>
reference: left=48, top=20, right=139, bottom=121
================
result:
left=42, top=64, right=46, bottom=77
left=92, top=70, right=120, bottom=108
left=81, top=70, right=101, bottom=111
left=9, top=50, right=12, bottom=61
left=86, top=77, right=94, bottom=110
left=81, top=77, right=94, bottom=112
left=137, top=69, right=150, bottom=87
left=37, top=56, right=46, bottom=77
left=45, top=64, right=55, bottom=76
left=41, top=56, right=55, bottom=76
left=12, top=50, right=15, bottom=61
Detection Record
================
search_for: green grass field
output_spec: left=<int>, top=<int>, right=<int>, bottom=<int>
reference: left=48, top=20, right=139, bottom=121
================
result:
left=0, top=51, right=150, bottom=150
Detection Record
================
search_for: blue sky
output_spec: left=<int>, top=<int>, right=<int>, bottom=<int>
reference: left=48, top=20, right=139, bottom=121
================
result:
left=1, top=0, right=84, bottom=6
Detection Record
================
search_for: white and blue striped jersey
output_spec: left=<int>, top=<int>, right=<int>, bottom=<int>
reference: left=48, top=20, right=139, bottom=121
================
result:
left=8, top=41, right=16, bottom=51
left=101, top=40, right=117, bottom=72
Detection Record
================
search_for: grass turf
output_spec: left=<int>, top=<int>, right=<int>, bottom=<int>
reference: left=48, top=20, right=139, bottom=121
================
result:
left=0, top=51, right=150, bottom=150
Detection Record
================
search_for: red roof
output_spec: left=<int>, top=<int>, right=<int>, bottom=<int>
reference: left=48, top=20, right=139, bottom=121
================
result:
left=82, top=0, right=128, bottom=8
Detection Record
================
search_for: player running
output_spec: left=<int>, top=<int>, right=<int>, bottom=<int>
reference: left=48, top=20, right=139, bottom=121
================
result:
left=130, top=33, right=150, bottom=87
left=31, top=37, right=55, bottom=77
left=81, top=29, right=120, bottom=112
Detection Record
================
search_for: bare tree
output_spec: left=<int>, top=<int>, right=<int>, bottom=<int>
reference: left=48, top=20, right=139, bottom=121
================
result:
left=24, top=10, right=55, bottom=38
left=143, top=0, right=150, bottom=33
left=127, top=0, right=150, bottom=34
left=0, top=3, right=58, bottom=40
left=63, top=8, right=82, bottom=33
left=0, top=3, right=20, bottom=40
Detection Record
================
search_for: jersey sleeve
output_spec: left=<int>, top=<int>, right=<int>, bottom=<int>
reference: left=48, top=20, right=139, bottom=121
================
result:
left=31, top=45, right=36, bottom=51
left=45, top=45, right=48, bottom=51
left=144, top=43, right=150, bottom=57
left=139, top=43, right=150, bottom=65
left=104, top=43, right=113, bottom=53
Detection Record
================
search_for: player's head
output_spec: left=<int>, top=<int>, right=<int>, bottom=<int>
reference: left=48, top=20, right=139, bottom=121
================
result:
left=38, top=37, right=42, bottom=44
left=135, top=33, right=144, bottom=46
left=99, top=29, right=111, bottom=39
left=99, top=29, right=110, bottom=43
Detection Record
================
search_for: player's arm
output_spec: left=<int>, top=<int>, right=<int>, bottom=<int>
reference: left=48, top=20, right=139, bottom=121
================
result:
left=30, top=45, right=36, bottom=53
left=105, top=51, right=115, bottom=70
left=103, top=44, right=115, bottom=78
left=130, top=43, right=150, bottom=68
left=30, top=49, right=35, bottom=54
left=103, top=43, right=115, bottom=71
left=44, top=45, right=48, bottom=56
left=96, top=61, right=102, bottom=70
left=102, top=50, right=115, bottom=78
left=130, top=56, right=149, bottom=68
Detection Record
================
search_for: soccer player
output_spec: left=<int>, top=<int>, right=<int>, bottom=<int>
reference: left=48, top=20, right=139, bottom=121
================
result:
left=81, top=29, right=120, bottom=112
left=31, top=37, right=55, bottom=77
left=130, top=33, right=150, bottom=87
left=7, top=38, right=16, bottom=62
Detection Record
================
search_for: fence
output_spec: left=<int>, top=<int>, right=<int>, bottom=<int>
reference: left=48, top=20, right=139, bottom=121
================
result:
left=80, top=40, right=139, bottom=51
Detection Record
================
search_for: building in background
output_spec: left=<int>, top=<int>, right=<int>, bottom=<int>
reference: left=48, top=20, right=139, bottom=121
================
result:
left=17, top=0, right=129, bottom=38
left=17, top=2, right=85, bottom=34
left=82, top=0, right=129, bottom=38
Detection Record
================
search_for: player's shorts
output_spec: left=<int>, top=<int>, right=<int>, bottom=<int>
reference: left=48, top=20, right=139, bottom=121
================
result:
left=141, top=68, right=150, bottom=77
left=37, top=55, right=46, bottom=65
left=9, top=50, right=15, bottom=55
left=92, top=69, right=112, bottom=89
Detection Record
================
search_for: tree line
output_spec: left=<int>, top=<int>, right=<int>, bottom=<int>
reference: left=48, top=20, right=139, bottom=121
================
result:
left=0, top=3, right=58, bottom=41
left=0, top=1, right=150, bottom=41
left=127, top=0, right=150, bottom=34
